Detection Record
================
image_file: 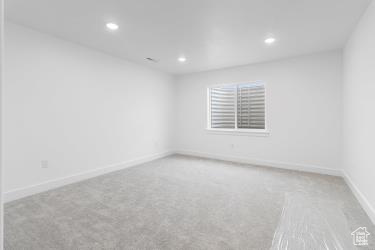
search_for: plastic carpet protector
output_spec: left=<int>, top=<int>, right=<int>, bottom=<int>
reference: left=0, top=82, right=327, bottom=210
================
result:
left=270, top=192, right=354, bottom=250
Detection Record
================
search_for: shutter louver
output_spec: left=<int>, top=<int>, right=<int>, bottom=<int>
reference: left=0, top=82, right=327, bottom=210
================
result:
left=210, top=86, right=236, bottom=129
left=237, top=83, right=265, bottom=129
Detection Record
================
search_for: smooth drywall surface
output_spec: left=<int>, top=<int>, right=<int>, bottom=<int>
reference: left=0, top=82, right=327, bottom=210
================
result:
left=343, top=1, right=375, bottom=221
left=174, top=51, right=342, bottom=171
left=3, top=23, right=174, bottom=193
left=0, top=0, right=4, bottom=247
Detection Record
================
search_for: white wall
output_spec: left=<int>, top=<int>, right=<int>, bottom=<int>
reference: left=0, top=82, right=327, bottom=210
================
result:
left=3, top=23, right=174, bottom=197
left=174, top=51, right=342, bottom=174
left=342, top=0, right=375, bottom=223
left=0, top=0, right=4, bottom=247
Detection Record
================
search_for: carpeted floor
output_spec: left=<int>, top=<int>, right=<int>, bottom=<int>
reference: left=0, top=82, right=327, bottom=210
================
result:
left=4, top=155, right=375, bottom=250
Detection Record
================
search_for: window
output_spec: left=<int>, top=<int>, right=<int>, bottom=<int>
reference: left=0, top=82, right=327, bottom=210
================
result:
left=207, top=82, right=267, bottom=133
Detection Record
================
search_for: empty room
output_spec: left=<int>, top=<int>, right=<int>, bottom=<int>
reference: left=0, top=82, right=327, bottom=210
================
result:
left=0, top=0, right=375, bottom=249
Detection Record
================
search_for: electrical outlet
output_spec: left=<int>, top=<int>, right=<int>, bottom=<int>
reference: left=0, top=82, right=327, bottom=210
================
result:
left=41, top=160, right=49, bottom=168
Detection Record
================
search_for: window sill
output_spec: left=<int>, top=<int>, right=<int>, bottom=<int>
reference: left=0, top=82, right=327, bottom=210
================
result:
left=205, top=128, right=270, bottom=137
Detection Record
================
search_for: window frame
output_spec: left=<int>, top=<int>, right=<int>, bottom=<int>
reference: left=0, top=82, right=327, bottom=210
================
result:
left=206, top=82, right=269, bottom=136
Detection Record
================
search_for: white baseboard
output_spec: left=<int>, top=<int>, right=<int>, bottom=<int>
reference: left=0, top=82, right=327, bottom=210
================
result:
left=342, top=171, right=375, bottom=225
left=4, top=149, right=374, bottom=225
left=177, top=150, right=375, bottom=224
left=4, top=151, right=174, bottom=203
left=175, top=150, right=342, bottom=176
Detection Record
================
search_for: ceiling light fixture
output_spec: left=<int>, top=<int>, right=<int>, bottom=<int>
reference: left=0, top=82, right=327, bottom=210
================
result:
left=178, top=56, right=187, bottom=62
left=264, top=37, right=276, bottom=44
left=106, top=22, right=119, bottom=31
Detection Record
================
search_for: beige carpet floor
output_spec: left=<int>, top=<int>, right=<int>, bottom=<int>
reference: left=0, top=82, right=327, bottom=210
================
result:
left=4, top=155, right=375, bottom=249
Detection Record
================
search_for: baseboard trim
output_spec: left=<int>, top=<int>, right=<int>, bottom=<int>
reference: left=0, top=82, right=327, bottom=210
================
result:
left=175, top=150, right=341, bottom=176
left=5, top=149, right=374, bottom=225
left=176, top=150, right=375, bottom=224
left=342, top=171, right=375, bottom=225
left=4, top=151, right=174, bottom=203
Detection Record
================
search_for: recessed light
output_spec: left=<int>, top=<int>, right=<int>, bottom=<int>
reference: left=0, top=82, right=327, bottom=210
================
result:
left=106, top=22, right=119, bottom=31
left=178, top=56, right=187, bottom=62
left=264, top=37, right=276, bottom=44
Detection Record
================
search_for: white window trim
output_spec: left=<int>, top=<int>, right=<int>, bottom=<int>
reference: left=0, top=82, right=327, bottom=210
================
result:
left=206, top=81, right=269, bottom=136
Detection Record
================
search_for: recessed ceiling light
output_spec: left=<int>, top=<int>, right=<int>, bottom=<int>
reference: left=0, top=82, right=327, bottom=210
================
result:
left=178, top=56, right=187, bottom=62
left=264, top=37, right=276, bottom=44
left=106, top=22, right=119, bottom=31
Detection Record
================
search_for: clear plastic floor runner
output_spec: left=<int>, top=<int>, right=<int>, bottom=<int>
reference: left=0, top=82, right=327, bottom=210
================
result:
left=270, top=193, right=354, bottom=250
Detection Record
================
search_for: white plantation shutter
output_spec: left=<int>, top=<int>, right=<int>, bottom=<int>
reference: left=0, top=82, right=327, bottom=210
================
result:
left=210, top=86, right=236, bottom=129
left=237, top=83, right=265, bottom=129
left=209, top=82, right=266, bottom=130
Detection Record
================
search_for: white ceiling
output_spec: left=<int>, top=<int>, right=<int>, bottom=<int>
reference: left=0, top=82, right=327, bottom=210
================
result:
left=6, top=0, right=372, bottom=74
